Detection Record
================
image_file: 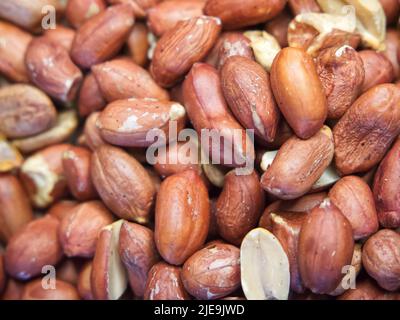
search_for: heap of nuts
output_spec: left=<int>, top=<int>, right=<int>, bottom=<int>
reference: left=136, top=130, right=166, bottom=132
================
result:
left=0, top=0, right=400, bottom=301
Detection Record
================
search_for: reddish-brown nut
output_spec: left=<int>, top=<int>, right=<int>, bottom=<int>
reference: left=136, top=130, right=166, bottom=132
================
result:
left=338, top=278, right=399, bottom=300
left=118, top=221, right=159, bottom=298
left=62, top=147, right=97, bottom=201
left=261, top=126, right=334, bottom=200
left=183, top=63, right=255, bottom=168
left=373, top=139, right=400, bottom=229
left=333, top=84, right=400, bottom=176
left=91, top=145, right=156, bottom=223
left=155, top=170, right=210, bottom=265
left=21, top=279, right=79, bottom=300
left=383, top=29, right=400, bottom=79
left=270, top=211, right=308, bottom=293
left=71, top=4, right=134, bottom=69
left=56, top=259, right=80, bottom=285
left=59, top=201, right=114, bottom=258
left=144, top=262, right=190, bottom=300
left=0, top=174, right=33, bottom=243
left=204, top=0, right=287, bottom=30
left=25, top=37, right=83, bottom=103
left=147, top=0, right=205, bottom=37
left=66, top=0, right=106, bottom=29
left=0, top=0, right=64, bottom=31
left=182, top=243, right=240, bottom=300
left=152, top=141, right=202, bottom=178
left=298, top=199, right=354, bottom=294
left=359, top=50, right=395, bottom=93
left=271, top=47, right=327, bottom=139
left=215, top=171, right=265, bottom=245
left=43, top=25, right=76, bottom=53
left=91, top=220, right=128, bottom=300
left=97, top=98, right=186, bottom=148
left=379, top=0, right=400, bottom=25
left=5, top=216, right=63, bottom=281
left=47, top=201, right=77, bottom=221
left=316, top=45, right=365, bottom=120
left=0, top=255, right=6, bottom=295
left=92, top=59, right=170, bottom=102
left=84, top=112, right=107, bottom=151
left=126, top=23, right=149, bottom=67
left=287, top=0, right=321, bottom=15
left=107, top=0, right=160, bottom=18
left=150, top=16, right=221, bottom=88
left=221, top=56, right=280, bottom=143
left=78, top=74, right=107, bottom=118
left=77, top=262, right=94, bottom=300
left=0, top=20, right=32, bottom=82
left=0, top=84, right=56, bottom=139
left=20, top=144, right=71, bottom=209
left=265, top=11, right=292, bottom=48
left=216, top=32, right=255, bottom=69
left=362, top=229, right=400, bottom=291
left=329, top=176, right=379, bottom=240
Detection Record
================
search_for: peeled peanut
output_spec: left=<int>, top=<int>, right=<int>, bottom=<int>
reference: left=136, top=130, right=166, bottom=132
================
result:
left=240, top=228, right=290, bottom=300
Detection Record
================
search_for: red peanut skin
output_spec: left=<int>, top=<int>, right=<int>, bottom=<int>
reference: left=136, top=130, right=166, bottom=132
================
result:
left=144, top=262, right=190, bottom=300
left=362, top=229, right=400, bottom=291
left=298, top=200, right=354, bottom=294
left=333, top=84, right=400, bottom=176
left=150, top=16, right=221, bottom=88
left=288, top=0, right=321, bottom=15
left=221, top=56, right=280, bottom=143
left=63, top=146, right=98, bottom=201
left=66, top=0, right=106, bottom=29
left=78, top=74, right=107, bottom=118
left=25, top=37, right=83, bottom=103
left=181, top=243, right=240, bottom=300
left=155, top=170, right=210, bottom=266
left=270, top=47, right=327, bottom=139
left=329, top=176, right=379, bottom=240
left=216, top=171, right=265, bottom=245
left=0, top=20, right=32, bottom=83
left=4, top=216, right=63, bottom=281
left=71, top=4, right=134, bottom=69
left=183, top=63, right=255, bottom=168
left=43, top=25, right=76, bottom=53
left=204, top=0, right=287, bottom=30
left=373, top=139, right=400, bottom=229
left=22, top=279, right=79, bottom=300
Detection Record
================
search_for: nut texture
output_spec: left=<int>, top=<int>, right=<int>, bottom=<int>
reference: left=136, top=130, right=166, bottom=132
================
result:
left=91, top=145, right=156, bottom=223
left=333, top=84, right=400, bottom=175
left=362, top=229, right=400, bottom=291
left=22, top=279, right=79, bottom=300
left=150, top=16, right=221, bottom=88
left=182, top=242, right=241, bottom=300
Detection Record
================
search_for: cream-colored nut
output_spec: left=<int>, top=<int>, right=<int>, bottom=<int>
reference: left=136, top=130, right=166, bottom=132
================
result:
left=317, top=0, right=386, bottom=50
left=240, top=228, right=290, bottom=300
left=244, top=31, right=281, bottom=71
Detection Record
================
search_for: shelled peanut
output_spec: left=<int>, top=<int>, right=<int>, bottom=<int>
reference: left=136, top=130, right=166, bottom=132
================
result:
left=0, top=0, right=399, bottom=301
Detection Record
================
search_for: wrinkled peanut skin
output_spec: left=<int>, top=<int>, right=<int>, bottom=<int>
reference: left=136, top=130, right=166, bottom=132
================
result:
left=216, top=171, right=265, bottom=245
left=373, top=139, right=400, bottom=229
left=338, top=278, right=399, bottom=300
left=333, top=84, right=400, bottom=176
left=144, top=262, right=190, bottom=300
left=270, top=47, right=327, bottom=139
left=362, top=229, right=400, bottom=291
left=316, top=46, right=365, bottom=120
